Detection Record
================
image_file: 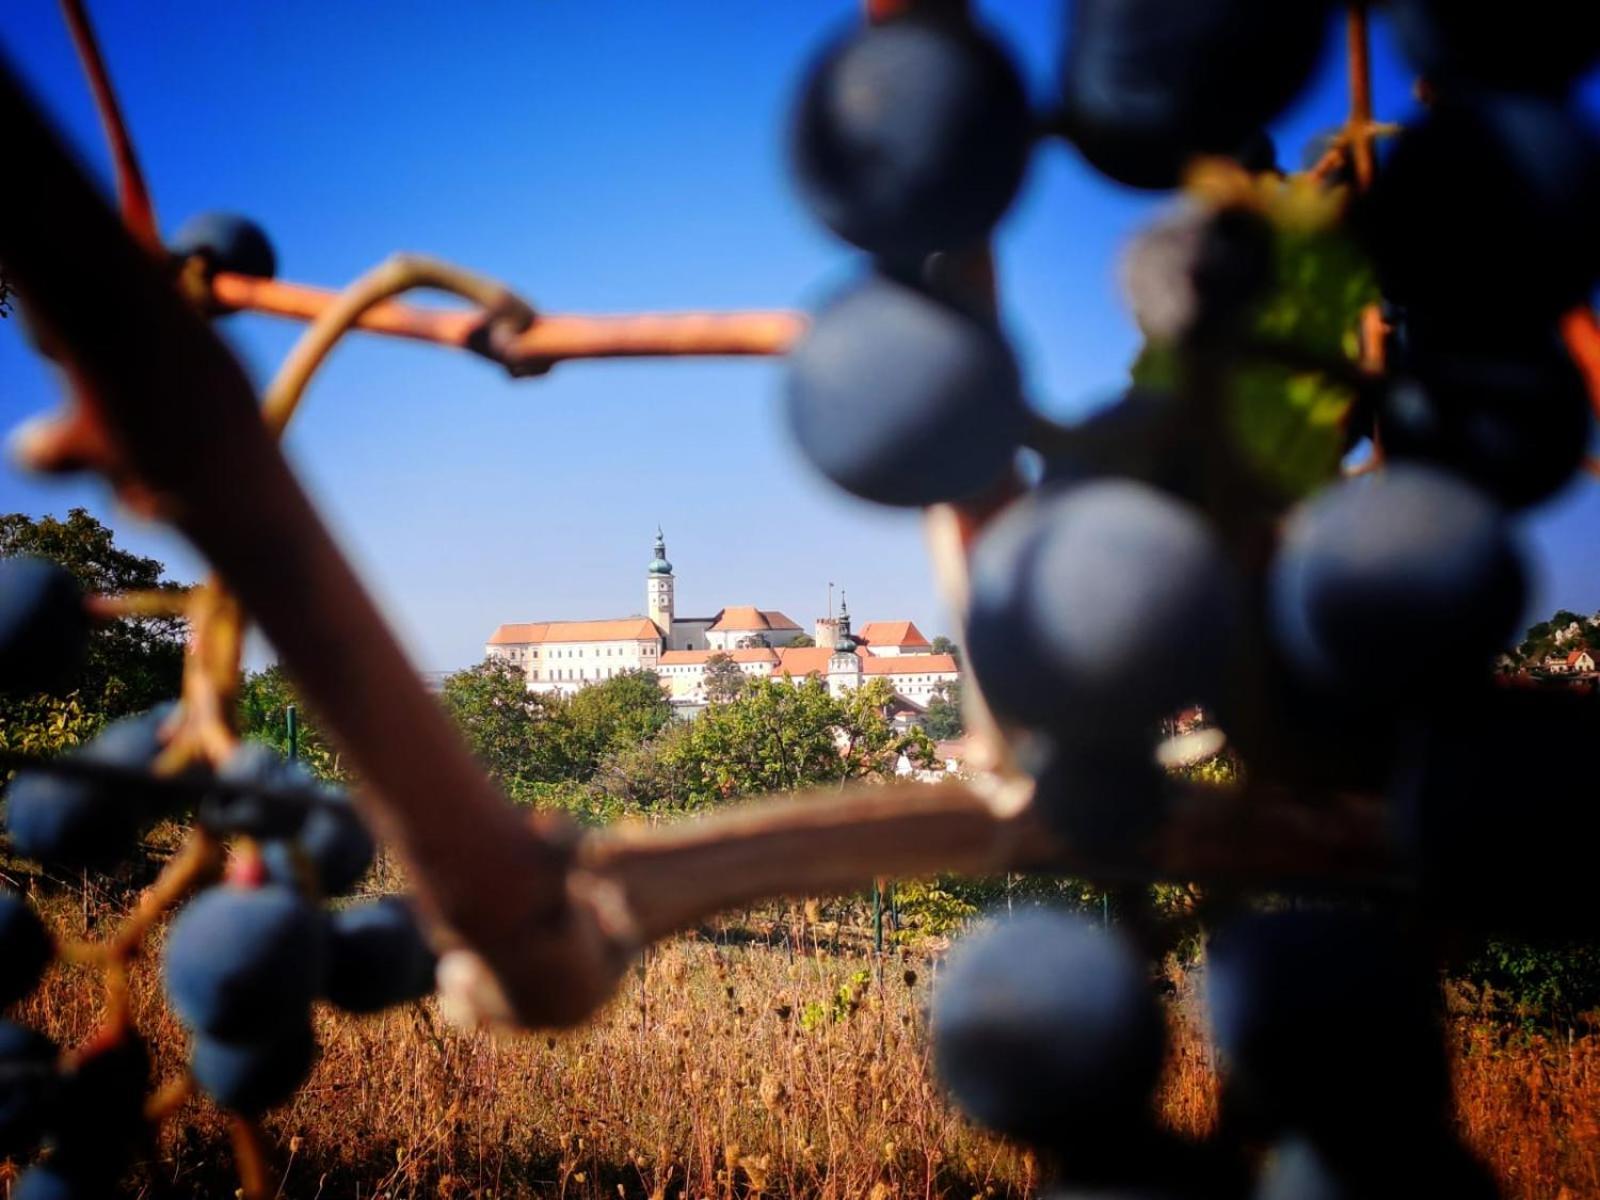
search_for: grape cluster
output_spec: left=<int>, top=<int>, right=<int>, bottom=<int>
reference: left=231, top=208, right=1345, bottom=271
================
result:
left=786, top=3, right=1596, bottom=1196
left=1, top=709, right=435, bottom=1193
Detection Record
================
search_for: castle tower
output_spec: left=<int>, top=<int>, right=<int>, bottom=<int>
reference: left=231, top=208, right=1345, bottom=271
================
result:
left=647, top=527, right=675, bottom=635
left=827, top=592, right=860, bottom=697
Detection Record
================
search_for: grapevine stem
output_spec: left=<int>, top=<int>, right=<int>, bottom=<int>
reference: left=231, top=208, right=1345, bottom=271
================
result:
left=210, top=273, right=802, bottom=371
left=84, top=587, right=193, bottom=620
left=262, top=255, right=533, bottom=436
left=144, top=1073, right=194, bottom=1122
left=58, top=0, right=159, bottom=248
left=231, top=1116, right=273, bottom=1200
left=1345, top=3, right=1377, bottom=191
left=106, top=828, right=224, bottom=957
left=1561, top=308, right=1600, bottom=421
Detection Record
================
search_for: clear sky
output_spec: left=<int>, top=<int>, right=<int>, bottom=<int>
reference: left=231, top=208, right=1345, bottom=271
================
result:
left=2, top=3, right=1596, bottom=672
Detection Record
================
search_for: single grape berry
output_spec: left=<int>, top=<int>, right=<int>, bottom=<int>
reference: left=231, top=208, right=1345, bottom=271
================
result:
left=1059, top=0, right=1331, bottom=189
left=322, top=897, right=436, bottom=1013
left=967, top=480, right=1240, bottom=738
left=0, top=1021, right=59, bottom=1157
left=932, top=910, right=1164, bottom=1150
left=1362, top=94, right=1600, bottom=329
left=200, top=741, right=318, bottom=839
left=169, top=212, right=277, bottom=279
left=1027, top=735, right=1166, bottom=856
left=52, top=1030, right=151, bottom=1159
left=1267, top=465, right=1525, bottom=698
left=163, top=884, right=326, bottom=1040
left=4, top=707, right=179, bottom=868
left=1207, top=911, right=1449, bottom=1159
left=1253, top=1133, right=1498, bottom=1200
left=1038, top=390, right=1200, bottom=501
left=790, top=16, right=1033, bottom=260
left=0, top=556, right=86, bottom=697
left=262, top=791, right=375, bottom=897
left=189, top=1024, right=317, bottom=1116
left=1385, top=0, right=1599, bottom=94
left=0, top=890, right=53, bottom=1008
left=785, top=273, right=1028, bottom=507
left=1394, top=685, right=1600, bottom=935
left=1378, top=334, right=1592, bottom=510
left=10, top=1162, right=115, bottom=1200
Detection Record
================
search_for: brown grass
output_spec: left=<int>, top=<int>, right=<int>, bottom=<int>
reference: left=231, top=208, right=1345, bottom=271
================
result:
left=3, top=879, right=1598, bottom=1199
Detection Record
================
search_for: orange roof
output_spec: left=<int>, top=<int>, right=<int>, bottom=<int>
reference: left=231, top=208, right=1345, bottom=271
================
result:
left=487, top=617, right=661, bottom=645
left=1568, top=649, right=1594, bottom=666
left=658, top=648, right=778, bottom=666
left=857, top=620, right=931, bottom=649
left=862, top=654, right=959, bottom=676
left=773, top=646, right=842, bottom=677
left=707, top=606, right=802, bottom=632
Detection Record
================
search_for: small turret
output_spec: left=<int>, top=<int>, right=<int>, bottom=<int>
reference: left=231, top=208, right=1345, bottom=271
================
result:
left=647, top=527, right=675, bottom=634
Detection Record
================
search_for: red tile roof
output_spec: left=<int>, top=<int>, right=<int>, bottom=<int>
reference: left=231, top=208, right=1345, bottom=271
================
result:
left=857, top=620, right=931, bottom=649
left=862, top=654, right=958, bottom=676
left=707, top=606, right=802, bottom=632
left=488, top=618, right=662, bottom=645
left=773, top=646, right=842, bottom=678
left=658, top=648, right=778, bottom=666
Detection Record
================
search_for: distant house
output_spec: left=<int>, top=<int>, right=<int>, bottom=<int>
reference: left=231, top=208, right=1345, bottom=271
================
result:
left=1542, top=649, right=1597, bottom=676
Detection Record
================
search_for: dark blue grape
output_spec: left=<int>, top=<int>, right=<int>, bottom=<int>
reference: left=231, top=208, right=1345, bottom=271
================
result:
left=1267, top=466, right=1524, bottom=698
left=0, top=556, right=86, bottom=697
left=1386, top=0, right=1599, bottom=94
left=189, top=1023, right=316, bottom=1116
left=170, top=212, right=276, bottom=278
left=262, top=792, right=375, bottom=897
left=790, top=16, right=1032, bottom=260
left=1027, top=735, right=1166, bottom=856
left=199, top=742, right=317, bottom=839
left=967, top=480, right=1239, bottom=738
left=10, top=1161, right=115, bottom=1200
left=1362, top=95, right=1600, bottom=329
left=1378, top=333, right=1593, bottom=510
left=1253, top=1133, right=1498, bottom=1200
left=4, top=707, right=179, bottom=868
left=785, top=273, right=1027, bottom=507
left=0, top=890, right=52, bottom=1008
left=1207, top=911, right=1448, bottom=1158
left=1394, top=685, right=1600, bottom=935
left=932, top=910, right=1163, bottom=1149
left=163, top=884, right=325, bottom=1040
left=0, top=1021, right=58, bottom=1157
left=52, top=1031, right=150, bottom=1159
left=1060, top=0, right=1331, bottom=189
left=322, top=897, right=436, bottom=1013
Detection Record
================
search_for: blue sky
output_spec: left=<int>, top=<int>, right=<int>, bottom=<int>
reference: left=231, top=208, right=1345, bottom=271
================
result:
left=2, top=3, right=1596, bottom=671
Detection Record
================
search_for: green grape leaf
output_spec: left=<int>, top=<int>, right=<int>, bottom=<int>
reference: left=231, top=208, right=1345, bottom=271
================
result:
left=1127, top=178, right=1380, bottom=501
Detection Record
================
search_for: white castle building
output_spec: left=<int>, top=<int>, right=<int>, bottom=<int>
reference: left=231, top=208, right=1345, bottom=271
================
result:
left=484, top=531, right=960, bottom=711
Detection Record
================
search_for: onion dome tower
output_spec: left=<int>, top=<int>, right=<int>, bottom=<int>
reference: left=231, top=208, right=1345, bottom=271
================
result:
left=647, top=527, right=675, bottom=635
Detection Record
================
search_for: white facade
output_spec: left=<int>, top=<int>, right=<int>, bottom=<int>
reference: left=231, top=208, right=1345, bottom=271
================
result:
left=485, top=533, right=962, bottom=709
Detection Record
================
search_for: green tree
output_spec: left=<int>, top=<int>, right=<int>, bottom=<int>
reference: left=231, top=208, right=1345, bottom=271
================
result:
left=922, top=680, right=964, bottom=741
left=929, top=635, right=960, bottom=662
left=665, top=677, right=934, bottom=807
left=788, top=633, right=815, bottom=648
left=1, top=509, right=187, bottom=722
left=702, top=652, right=746, bottom=704
left=566, top=670, right=672, bottom=769
left=236, top=665, right=347, bottom=782
left=438, top=659, right=579, bottom=792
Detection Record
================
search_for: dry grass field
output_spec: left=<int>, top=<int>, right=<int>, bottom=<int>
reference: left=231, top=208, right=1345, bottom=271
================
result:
left=3, top=875, right=1598, bottom=1199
